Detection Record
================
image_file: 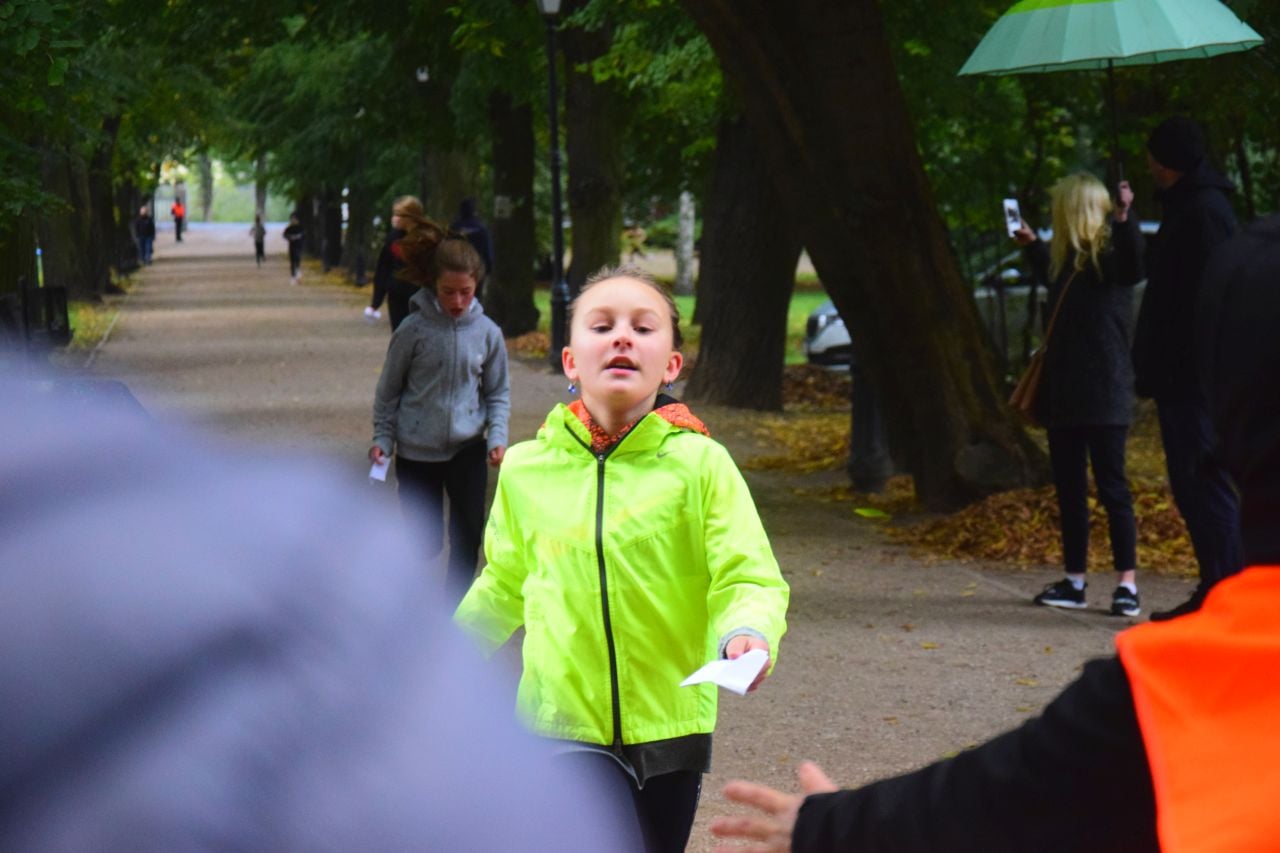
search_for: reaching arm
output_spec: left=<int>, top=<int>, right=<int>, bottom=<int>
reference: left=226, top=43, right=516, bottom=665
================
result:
left=702, top=444, right=789, bottom=688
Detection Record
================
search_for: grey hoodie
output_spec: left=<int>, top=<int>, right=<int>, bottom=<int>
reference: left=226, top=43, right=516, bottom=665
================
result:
left=372, top=294, right=509, bottom=461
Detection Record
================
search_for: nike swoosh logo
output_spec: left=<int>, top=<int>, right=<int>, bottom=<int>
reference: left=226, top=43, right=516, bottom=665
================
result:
left=656, top=451, right=672, bottom=459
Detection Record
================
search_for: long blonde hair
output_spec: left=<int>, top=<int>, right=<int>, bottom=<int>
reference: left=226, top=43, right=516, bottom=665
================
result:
left=1049, top=173, right=1112, bottom=280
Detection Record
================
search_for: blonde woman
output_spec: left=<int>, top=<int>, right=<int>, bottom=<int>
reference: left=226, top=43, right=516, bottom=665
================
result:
left=1013, top=174, right=1145, bottom=616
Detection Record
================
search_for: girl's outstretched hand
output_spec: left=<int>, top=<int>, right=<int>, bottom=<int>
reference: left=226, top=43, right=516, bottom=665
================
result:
left=725, top=635, right=771, bottom=693
left=710, top=761, right=839, bottom=853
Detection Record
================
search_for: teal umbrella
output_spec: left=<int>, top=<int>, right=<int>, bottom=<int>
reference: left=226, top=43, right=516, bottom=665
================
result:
left=959, top=0, right=1264, bottom=173
left=960, top=0, right=1263, bottom=76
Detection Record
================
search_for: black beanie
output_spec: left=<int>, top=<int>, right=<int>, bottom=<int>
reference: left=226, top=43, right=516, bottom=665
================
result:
left=1147, top=116, right=1207, bottom=172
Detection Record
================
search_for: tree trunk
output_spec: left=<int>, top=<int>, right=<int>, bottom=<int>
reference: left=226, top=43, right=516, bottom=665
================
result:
left=255, top=153, right=268, bottom=216
left=114, top=177, right=141, bottom=274
left=197, top=153, right=214, bottom=222
left=674, top=190, right=696, bottom=296
left=322, top=186, right=343, bottom=271
left=685, top=115, right=801, bottom=410
left=0, top=217, right=39, bottom=297
left=684, top=0, right=1044, bottom=509
left=85, top=117, right=119, bottom=295
left=487, top=92, right=539, bottom=336
left=561, top=7, right=625, bottom=293
left=37, top=147, right=90, bottom=300
left=423, top=148, right=481, bottom=222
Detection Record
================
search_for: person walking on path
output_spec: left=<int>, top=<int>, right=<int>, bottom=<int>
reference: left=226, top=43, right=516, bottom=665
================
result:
left=368, top=196, right=444, bottom=330
left=1131, top=116, right=1242, bottom=620
left=450, top=198, right=493, bottom=301
left=369, top=239, right=509, bottom=604
left=454, top=267, right=790, bottom=853
left=170, top=199, right=186, bottom=242
left=249, top=214, right=266, bottom=267
left=282, top=214, right=305, bottom=284
left=709, top=213, right=1280, bottom=853
left=1014, top=174, right=1145, bottom=617
left=134, top=206, right=155, bottom=265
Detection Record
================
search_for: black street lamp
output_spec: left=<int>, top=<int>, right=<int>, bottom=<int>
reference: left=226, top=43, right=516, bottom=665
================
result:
left=537, top=0, right=569, bottom=370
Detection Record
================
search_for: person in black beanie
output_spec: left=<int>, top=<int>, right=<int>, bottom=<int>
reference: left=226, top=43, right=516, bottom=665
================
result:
left=708, top=214, right=1280, bottom=853
left=1131, top=116, right=1242, bottom=620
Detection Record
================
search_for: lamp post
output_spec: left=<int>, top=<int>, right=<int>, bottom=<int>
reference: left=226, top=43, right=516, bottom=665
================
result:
left=536, top=0, right=569, bottom=371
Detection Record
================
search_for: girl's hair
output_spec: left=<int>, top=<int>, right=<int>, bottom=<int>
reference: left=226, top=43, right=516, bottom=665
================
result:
left=569, top=265, right=683, bottom=349
left=432, top=238, right=485, bottom=287
left=393, top=202, right=448, bottom=287
left=1049, top=173, right=1113, bottom=280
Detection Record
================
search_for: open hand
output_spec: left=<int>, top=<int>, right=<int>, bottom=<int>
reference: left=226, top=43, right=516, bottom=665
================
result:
left=710, top=761, right=839, bottom=853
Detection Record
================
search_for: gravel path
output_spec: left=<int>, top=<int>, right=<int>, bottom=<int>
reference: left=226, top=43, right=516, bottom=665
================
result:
left=85, top=223, right=1195, bottom=850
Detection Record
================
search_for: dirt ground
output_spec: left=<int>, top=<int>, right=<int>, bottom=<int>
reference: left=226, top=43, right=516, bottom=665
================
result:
left=75, top=223, right=1197, bottom=850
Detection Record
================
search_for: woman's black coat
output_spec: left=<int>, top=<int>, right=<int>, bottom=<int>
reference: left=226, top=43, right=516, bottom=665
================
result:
left=1025, top=218, right=1145, bottom=428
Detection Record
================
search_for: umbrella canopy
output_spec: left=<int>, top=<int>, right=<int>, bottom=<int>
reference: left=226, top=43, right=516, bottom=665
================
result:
left=959, top=0, right=1264, bottom=77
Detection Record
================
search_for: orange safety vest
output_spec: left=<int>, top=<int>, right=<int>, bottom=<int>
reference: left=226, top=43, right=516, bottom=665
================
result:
left=1116, top=567, right=1280, bottom=852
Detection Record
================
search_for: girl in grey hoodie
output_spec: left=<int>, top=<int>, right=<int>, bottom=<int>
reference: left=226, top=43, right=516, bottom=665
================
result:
left=369, top=238, right=510, bottom=602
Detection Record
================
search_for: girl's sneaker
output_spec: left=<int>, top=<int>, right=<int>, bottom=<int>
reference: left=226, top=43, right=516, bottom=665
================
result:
left=1033, top=579, right=1087, bottom=609
left=1110, top=586, right=1141, bottom=617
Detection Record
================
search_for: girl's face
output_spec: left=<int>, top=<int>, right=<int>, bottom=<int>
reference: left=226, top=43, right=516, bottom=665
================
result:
left=562, top=277, right=683, bottom=425
left=436, top=270, right=477, bottom=318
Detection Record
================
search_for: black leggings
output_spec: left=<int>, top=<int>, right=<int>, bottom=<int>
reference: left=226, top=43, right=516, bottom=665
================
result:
left=288, top=246, right=302, bottom=277
left=394, top=442, right=488, bottom=603
left=1047, top=425, right=1137, bottom=572
left=564, top=753, right=702, bottom=853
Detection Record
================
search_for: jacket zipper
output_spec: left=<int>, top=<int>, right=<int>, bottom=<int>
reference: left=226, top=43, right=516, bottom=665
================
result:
left=569, top=424, right=627, bottom=756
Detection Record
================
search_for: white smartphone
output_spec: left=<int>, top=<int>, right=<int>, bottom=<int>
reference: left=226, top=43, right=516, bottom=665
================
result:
left=1002, top=198, right=1022, bottom=236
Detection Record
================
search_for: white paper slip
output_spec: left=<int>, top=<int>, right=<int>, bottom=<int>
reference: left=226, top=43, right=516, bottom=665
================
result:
left=369, top=458, right=390, bottom=482
left=679, top=648, right=769, bottom=696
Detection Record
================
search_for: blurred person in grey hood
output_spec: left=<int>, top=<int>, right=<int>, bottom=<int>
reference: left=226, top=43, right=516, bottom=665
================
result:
left=0, top=376, right=638, bottom=852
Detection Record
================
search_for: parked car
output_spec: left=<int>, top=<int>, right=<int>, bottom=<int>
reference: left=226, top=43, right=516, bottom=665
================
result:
left=803, top=300, right=854, bottom=369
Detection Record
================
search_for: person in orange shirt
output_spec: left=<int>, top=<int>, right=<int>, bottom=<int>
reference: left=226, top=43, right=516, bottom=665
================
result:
left=170, top=199, right=186, bottom=242
left=710, top=215, right=1280, bottom=853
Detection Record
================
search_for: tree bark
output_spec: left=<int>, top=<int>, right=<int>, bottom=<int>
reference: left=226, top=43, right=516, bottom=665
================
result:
left=85, top=116, right=120, bottom=295
left=322, top=186, right=343, bottom=270
left=685, top=115, right=801, bottom=410
left=37, top=146, right=101, bottom=302
left=683, top=0, right=1044, bottom=509
left=114, top=177, right=141, bottom=274
left=423, top=148, right=481, bottom=222
left=561, top=7, right=625, bottom=293
left=487, top=92, right=539, bottom=336
left=254, top=153, right=268, bottom=217
left=197, top=153, right=214, bottom=222
left=674, top=190, right=696, bottom=296
left=0, top=217, right=39, bottom=297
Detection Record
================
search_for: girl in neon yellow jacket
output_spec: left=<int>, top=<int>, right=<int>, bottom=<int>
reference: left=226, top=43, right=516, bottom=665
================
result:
left=455, top=267, right=789, bottom=851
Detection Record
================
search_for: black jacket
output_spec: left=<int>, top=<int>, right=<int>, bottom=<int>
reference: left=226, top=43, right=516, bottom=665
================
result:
left=134, top=214, right=156, bottom=240
left=1132, top=162, right=1237, bottom=401
left=369, top=228, right=420, bottom=331
left=794, top=656, right=1157, bottom=852
left=1026, top=218, right=1145, bottom=428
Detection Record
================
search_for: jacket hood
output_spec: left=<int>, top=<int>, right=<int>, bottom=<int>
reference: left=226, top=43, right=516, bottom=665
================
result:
left=1156, top=160, right=1234, bottom=206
